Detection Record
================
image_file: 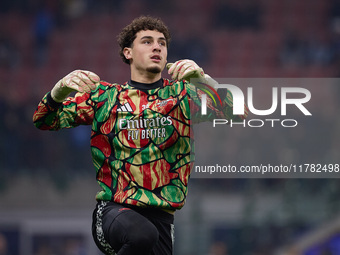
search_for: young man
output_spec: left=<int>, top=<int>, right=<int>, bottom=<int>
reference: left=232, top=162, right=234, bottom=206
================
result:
left=33, top=16, right=246, bottom=255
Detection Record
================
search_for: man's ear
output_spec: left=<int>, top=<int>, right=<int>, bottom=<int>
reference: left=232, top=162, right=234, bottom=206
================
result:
left=123, top=47, right=132, bottom=61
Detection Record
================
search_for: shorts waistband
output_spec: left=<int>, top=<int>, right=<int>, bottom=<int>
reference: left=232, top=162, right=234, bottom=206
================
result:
left=103, top=201, right=174, bottom=224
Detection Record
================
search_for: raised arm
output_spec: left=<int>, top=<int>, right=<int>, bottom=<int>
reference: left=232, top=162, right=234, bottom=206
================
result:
left=167, top=59, right=248, bottom=122
left=33, top=70, right=100, bottom=130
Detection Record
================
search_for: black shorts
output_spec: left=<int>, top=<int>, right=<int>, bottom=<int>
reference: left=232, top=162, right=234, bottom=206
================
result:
left=92, top=201, right=175, bottom=255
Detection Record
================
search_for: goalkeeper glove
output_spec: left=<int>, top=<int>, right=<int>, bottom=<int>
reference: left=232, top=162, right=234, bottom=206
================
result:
left=51, top=70, right=100, bottom=102
left=167, top=59, right=218, bottom=89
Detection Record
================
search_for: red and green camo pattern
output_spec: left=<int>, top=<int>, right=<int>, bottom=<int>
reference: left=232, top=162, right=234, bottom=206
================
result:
left=33, top=79, right=245, bottom=210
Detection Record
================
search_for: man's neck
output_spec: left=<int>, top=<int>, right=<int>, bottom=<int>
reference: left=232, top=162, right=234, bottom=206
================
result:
left=130, top=69, right=162, bottom=84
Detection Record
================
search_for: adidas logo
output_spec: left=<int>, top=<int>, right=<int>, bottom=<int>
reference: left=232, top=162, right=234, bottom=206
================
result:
left=117, top=102, right=133, bottom=112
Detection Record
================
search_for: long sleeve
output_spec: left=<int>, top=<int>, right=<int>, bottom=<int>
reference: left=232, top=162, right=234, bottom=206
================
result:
left=185, top=81, right=248, bottom=123
left=33, top=90, right=96, bottom=131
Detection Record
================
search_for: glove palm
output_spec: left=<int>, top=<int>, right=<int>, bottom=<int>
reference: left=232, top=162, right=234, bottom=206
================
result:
left=51, top=70, right=100, bottom=102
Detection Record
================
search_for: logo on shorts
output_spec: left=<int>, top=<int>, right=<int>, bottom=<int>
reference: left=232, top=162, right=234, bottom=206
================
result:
left=119, top=208, right=131, bottom=212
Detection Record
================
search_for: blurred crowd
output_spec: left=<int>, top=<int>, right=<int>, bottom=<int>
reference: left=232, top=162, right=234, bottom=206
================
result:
left=0, top=0, right=339, bottom=172
left=1, top=0, right=340, bottom=254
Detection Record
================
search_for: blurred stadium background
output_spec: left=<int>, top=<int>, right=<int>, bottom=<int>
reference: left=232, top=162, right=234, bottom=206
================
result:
left=1, top=0, right=340, bottom=254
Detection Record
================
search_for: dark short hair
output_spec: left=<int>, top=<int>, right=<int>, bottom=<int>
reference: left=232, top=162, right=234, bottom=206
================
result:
left=117, top=16, right=171, bottom=64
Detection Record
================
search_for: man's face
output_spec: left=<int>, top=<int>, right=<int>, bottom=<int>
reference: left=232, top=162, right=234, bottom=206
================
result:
left=124, top=30, right=168, bottom=74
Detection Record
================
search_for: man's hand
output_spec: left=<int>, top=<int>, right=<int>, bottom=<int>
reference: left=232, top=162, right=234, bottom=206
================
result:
left=167, top=59, right=205, bottom=81
left=51, top=70, right=100, bottom=102
left=167, top=59, right=218, bottom=89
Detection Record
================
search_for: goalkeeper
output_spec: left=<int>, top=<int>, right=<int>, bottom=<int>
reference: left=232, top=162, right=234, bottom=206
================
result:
left=33, top=16, right=247, bottom=255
